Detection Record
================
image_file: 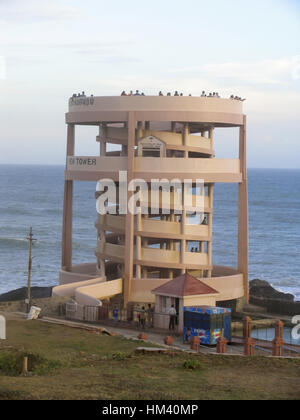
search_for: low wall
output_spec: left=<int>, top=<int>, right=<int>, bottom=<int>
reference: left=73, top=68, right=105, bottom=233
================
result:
left=75, top=279, right=123, bottom=306
left=59, top=263, right=99, bottom=285
left=52, top=277, right=105, bottom=298
left=250, top=296, right=300, bottom=316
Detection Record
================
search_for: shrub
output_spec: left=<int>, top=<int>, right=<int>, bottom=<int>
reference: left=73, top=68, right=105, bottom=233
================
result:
left=183, top=359, right=203, bottom=370
left=112, top=352, right=128, bottom=361
left=0, top=351, right=62, bottom=376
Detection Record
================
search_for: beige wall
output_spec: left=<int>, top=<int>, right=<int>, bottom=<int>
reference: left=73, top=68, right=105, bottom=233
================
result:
left=201, top=274, right=244, bottom=301
left=183, top=294, right=217, bottom=307
left=131, top=270, right=244, bottom=304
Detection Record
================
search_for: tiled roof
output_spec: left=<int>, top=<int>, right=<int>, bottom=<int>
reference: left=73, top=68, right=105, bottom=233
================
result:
left=151, top=273, right=219, bottom=297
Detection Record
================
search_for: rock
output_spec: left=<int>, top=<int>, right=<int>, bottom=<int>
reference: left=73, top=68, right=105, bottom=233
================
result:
left=250, top=279, right=294, bottom=302
left=0, top=286, right=53, bottom=303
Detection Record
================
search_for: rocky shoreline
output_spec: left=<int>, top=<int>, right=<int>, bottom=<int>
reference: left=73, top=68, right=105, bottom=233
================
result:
left=0, top=286, right=53, bottom=302
left=249, top=279, right=295, bottom=302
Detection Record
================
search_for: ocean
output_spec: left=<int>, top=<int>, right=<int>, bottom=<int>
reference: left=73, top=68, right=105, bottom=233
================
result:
left=0, top=165, right=299, bottom=300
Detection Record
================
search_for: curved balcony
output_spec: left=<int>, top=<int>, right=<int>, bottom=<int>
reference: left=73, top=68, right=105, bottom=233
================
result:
left=66, top=156, right=242, bottom=183
left=96, top=214, right=210, bottom=240
left=95, top=242, right=210, bottom=270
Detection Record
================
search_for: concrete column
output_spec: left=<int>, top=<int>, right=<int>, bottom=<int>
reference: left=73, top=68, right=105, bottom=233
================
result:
left=208, top=184, right=214, bottom=277
left=180, top=206, right=186, bottom=273
left=182, top=123, right=189, bottom=158
left=209, top=127, right=214, bottom=152
left=62, top=123, right=75, bottom=270
left=238, top=115, right=249, bottom=304
left=124, top=112, right=136, bottom=304
left=136, top=209, right=142, bottom=278
left=100, top=123, right=107, bottom=156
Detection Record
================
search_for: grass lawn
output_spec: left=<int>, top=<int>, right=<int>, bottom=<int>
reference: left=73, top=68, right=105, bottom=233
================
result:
left=0, top=320, right=300, bottom=400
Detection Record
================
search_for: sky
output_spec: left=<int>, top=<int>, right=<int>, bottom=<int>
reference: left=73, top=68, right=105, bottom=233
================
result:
left=0, top=0, right=299, bottom=168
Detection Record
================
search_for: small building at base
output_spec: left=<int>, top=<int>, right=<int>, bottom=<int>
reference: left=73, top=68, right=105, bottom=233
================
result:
left=151, top=273, right=220, bottom=333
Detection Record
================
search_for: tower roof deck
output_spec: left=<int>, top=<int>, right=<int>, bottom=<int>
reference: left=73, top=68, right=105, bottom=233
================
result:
left=66, top=96, right=244, bottom=127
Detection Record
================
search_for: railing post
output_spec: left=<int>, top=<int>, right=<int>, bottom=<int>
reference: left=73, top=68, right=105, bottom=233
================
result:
left=244, top=337, right=255, bottom=356
left=190, top=336, right=201, bottom=352
left=273, top=320, right=285, bottom=356
left=243, top=316, right=252, bottom=339
left=217, top=337, right=228, bottom=354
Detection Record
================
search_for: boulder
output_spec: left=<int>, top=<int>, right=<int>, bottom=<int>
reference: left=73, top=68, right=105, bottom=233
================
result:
left=250, top=279, right=294, bottom=302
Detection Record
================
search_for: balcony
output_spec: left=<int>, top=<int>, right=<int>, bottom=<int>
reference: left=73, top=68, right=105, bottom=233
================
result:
left=66, top=156, right=242, bottom=183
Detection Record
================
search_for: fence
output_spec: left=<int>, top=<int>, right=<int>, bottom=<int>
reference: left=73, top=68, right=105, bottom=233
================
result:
left=65, top=301, right=179, bottom=332
left=250, top=296, right=300, bottom=316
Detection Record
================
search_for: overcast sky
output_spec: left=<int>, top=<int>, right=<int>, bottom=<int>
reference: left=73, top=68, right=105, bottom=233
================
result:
left=0, top=0, right=299, bottom=168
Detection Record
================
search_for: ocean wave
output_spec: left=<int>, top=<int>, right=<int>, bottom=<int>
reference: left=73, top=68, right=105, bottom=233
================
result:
left=0, top=236, right=28, bottom=244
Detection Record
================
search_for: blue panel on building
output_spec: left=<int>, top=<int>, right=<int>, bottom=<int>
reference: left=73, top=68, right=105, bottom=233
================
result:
left=184, top=306, right=232, bottom=346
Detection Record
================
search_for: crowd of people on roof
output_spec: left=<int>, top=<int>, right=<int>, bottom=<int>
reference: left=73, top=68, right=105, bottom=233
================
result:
left=120, top=90, right=245, bottom=101
left=70, top=90, right=245, bottom=101
left=71, top=91, right=95, bottom=99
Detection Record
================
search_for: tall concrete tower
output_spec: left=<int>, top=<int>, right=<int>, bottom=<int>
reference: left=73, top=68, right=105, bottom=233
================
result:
left=60, top=96, right=248, bottom=311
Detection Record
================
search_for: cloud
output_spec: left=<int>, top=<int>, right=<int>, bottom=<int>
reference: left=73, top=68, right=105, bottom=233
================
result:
left=0, top=0, right=81, bottom=22
left=170, top=56, right=300, bottom=87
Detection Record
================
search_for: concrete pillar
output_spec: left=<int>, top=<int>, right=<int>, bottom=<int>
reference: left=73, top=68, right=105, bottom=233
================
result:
left=62, top=123, right=75, bottom=270
left=272, top=338, right=284, bottom=357
left=243, top=316, right=252, bottom=339
left=182, top=123, right=189, bottom=158
left=217, top=337, right=228, bottom=354
left=100, top=123, right=107, bottom=156
left=190, top=336, right=201, bottom=352
left=208, top=184, right=213, bottom=277
left=209, top=127, right=214, bottom=152
left=238, top=115, right=249, bottom=304
left=124, top=112, right=136, bottom=304
left=180, top=208, right=186, bottom=274
left=244, top=337, right=255, bottom=356
left=275, top=320, right=284, bottom=339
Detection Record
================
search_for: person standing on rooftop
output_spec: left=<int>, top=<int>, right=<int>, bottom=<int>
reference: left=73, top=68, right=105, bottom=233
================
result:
left=201, top=91, right=206, bottom=97
left=159, top=91, right=163, bottom=96
left=134, top=90, right=141, bottom=96
left=121, top=91, right=127, bottom=96
left=128, top=90, right=133, bottom=96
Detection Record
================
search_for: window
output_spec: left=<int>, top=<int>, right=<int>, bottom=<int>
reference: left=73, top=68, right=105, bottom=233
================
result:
left=142, top=148, right=161, bottom=157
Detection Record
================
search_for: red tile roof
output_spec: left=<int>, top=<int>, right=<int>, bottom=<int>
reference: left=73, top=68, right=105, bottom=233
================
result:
left=151, top=273, right=219, bottom=297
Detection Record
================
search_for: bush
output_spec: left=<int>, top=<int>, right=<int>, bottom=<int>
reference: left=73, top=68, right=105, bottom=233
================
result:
left=183, top=359, right=203, bottom=370
left=0, top=351, right=61, bottom=376
left=112, top=352, right=128, bottom=361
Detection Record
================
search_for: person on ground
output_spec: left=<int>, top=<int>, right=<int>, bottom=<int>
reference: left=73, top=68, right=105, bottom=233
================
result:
left=168, top=305, right=177, bottom=331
